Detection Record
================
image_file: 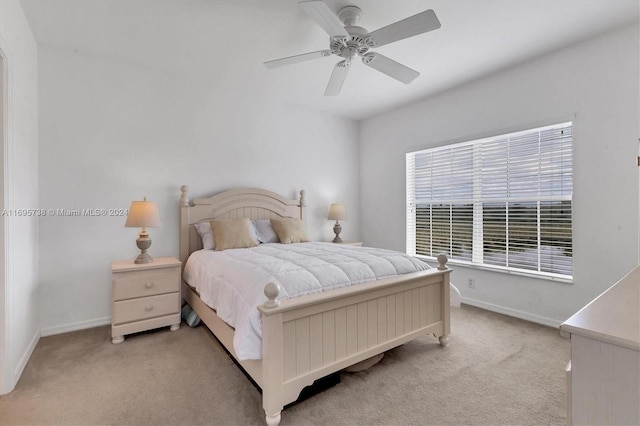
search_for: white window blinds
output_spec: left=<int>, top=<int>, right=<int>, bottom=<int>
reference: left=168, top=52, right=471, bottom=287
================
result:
left=406, top=122, right=573, bottom=279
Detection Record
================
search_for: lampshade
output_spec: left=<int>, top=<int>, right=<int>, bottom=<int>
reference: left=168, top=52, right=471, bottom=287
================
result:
left=328, top=203, right=346, bottom=221
left=125, top=197, right=162, bottom=228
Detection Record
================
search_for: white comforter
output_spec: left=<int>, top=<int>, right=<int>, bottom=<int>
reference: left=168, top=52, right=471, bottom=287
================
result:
left=183, top=242, right=460, bottom=360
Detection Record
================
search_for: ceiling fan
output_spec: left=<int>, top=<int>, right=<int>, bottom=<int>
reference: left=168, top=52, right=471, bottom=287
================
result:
left=264, top=0, right=441, bottom=96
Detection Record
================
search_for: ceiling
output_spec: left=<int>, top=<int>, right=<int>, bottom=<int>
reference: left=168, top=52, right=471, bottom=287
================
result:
left=20, top=0, right=640, bottom=121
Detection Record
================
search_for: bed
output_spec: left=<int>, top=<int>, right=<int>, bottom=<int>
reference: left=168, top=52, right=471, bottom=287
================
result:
left=179, top=186, right=453, bottom=425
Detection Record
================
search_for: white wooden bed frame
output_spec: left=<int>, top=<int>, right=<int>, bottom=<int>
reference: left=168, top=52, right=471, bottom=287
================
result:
left=179, top=186, right=451, bottom=425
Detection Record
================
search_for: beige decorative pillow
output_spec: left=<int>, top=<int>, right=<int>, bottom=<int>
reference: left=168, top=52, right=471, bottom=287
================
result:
left=210, top=218, right=258, bottom=251
left=270, top=217, right=311, bottom=244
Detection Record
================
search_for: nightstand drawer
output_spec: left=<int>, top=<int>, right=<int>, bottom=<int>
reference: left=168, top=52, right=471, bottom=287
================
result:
left=113, top=268, right=180, bottom=301
left=113, top=292, right=180, bottom=325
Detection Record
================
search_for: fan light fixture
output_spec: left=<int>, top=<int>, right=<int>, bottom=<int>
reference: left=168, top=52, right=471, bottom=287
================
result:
left=264, top=0, right=441, bottom=96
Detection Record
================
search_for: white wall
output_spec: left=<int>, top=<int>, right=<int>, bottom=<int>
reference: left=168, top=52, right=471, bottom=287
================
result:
left=360, top=24, right=640, bottom=326
left=37, top=46, right=360, bottom=334
left=0, top=0, right=39, bottom=393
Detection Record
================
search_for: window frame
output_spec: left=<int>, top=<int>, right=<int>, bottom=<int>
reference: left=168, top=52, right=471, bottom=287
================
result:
left=406, top=121, right=574, bottom=282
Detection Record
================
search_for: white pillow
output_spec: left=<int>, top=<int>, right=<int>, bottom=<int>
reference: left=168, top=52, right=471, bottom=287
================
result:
left=253, top=219, right=279, bottom=243
left=249, top=220, right=260, bottom=242
left=194, top=221, right=215, bottom=250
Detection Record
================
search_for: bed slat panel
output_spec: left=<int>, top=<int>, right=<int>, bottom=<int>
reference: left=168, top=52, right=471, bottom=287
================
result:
left=404, top=290, right=412, bottom=334
left=395, top=292, right=404, bottom=336
left=309, top=313, right=323, bottom=370
left=419, top=286, right=427, bottom=327
left=280, top=280, right=445, bottom=381
left=335, top=307, right=347, bottom=360
left=387, top=294, right=396, bottom=340
left=346, top=305, right=358, bottom=356
left=295, top=317, right=310, bottom=375
left=412, top=288, right=420, bottom=330
left=426, top=284, right=434, bottom=325
left=434, top=283, right=441, bottom=322
left=367, top=300, right=377, bottom=347
left=377, top=298, right=387, bottom=344
left=283, top=321, right=296, bottom=380
left=322, top=311, right=336, bottom=365
left=357, top=302, right=368, bottom=352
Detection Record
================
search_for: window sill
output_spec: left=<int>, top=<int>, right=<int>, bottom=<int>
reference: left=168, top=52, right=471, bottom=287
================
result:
left=415, top=254, right=574, bottom=284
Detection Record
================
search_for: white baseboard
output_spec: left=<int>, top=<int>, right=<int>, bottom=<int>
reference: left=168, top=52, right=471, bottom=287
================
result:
left=40, top=316, right=111, bottom=337
left=8, top=329, right=40, bottom=394
left=462, top=297, right=562, bottom=328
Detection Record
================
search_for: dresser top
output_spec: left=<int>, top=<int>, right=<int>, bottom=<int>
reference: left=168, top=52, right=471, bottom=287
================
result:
left=560, top=266, right=640, bottom=351
left=112, top=256, right=181, bottom=272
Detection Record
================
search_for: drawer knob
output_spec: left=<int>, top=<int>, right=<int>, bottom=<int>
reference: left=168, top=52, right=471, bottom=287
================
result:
left=145, top=305, right=153, bottom=312
left=144, top=282, right=154, bottom=289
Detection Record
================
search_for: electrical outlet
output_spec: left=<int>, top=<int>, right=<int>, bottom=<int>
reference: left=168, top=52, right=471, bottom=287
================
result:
left=467, top=278, right=475, bottom=289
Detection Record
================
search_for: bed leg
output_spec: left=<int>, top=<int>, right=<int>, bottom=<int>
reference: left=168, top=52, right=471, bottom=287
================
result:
left=265, top=412, right=281, bottom=426
left=439, top=335, right=449, bottom=346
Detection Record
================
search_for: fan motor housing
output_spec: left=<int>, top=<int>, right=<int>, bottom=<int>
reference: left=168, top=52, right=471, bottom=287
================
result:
left=330, top=25, right=373, bottom=58
left=329, top=6, right=374, bottom=59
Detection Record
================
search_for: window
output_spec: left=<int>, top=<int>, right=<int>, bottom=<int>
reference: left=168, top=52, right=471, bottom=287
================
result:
left=406, top=122, right=573, bottom=279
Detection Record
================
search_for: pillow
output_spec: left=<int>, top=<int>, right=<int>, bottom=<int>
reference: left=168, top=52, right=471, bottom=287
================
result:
left=249, top=220, right=260, bottom=241
left=253, top=219, right=280, bottom=243
left=194, top=221, right=215, bottom=250
left=211, top=218, right=259, bottom=251
left=270, top=217, right=311, bottom=244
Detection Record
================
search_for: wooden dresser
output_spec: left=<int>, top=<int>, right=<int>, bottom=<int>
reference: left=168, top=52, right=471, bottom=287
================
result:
left=111, top=257, right=182, bottom=344
left=560, top=266, right=640, bottom=425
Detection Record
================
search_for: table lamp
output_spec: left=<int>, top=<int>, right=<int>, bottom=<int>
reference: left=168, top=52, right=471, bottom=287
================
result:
left=125, top=197, right=162, bottom=264
left=328, top=203, right=346, bottom=243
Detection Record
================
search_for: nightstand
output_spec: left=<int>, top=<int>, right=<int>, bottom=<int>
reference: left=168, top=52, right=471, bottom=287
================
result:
left=111, top=256, right=182, bottom=344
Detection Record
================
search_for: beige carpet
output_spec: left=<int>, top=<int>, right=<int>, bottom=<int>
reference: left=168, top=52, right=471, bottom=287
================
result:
left=0, top=305, right=569, bottom=425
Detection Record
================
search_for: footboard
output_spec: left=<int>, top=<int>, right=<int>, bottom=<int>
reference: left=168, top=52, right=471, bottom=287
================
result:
left=259, top=256, right=451, bottom=425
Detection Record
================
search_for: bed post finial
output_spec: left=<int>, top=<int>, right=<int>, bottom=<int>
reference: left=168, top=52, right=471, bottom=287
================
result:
left=265, top=413, right=281, bottom=426
left=437, top=253, right=448, bottom=271
left=263, top=283, right=280, bottom=309
left=180, top=185, right=189, bottom=207
left=299, top=189, right=306, bottom=206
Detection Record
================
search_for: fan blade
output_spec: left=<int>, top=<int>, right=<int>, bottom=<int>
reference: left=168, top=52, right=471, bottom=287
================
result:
left=362, top=53, right=419, bottom=84
left=324, top=60, right=350, bottom=96
left=264, top=50, right=331, bottom=69
left=299, top=0, right=350, bottom=38
left=366, top=9, right=441, bottom=48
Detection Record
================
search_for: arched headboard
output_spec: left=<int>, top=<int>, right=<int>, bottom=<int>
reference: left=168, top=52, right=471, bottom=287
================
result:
left=179, top=186, right=306, bottom=267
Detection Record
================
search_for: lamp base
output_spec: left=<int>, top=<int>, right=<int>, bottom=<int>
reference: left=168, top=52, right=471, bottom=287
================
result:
left=332, top=221, right=343, bottom=243
left=135, top=233, right=153, bottom=264
left=134, top=252, right=153, bottom=264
